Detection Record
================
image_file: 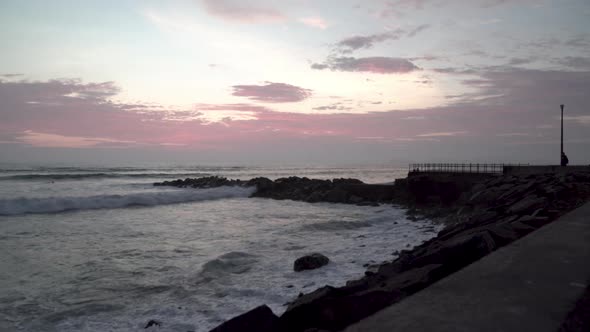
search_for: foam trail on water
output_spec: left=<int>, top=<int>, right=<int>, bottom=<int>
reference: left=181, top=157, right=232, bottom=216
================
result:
left=0, top=172, right=212, bottom=181
left=0, top=186, right=256, bottom=216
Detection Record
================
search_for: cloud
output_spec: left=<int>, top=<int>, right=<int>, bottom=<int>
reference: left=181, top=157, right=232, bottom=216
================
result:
left=0, top=73, right=24, bottom=78
left=336, top=31, right=404, bottom=52
left=524, top=35, right=590, bottom=53
left=312, top=57, right=420, bottom=74
left=409, top=55, right=440, bottom=62
left=417, top=131, right=467, bottom=137
left=312, top=103, right=353, bottom=112
left=564, top=35, right=590, bottom=49
left=334, top=25, right=430, bottom=53
left=564, top=116, right=590, bottom=126
left=460, top=68, right=590, bottom=108
left=2, top=69, right=589, bottom=164
left=17, top=130, right=136, bottom=148
left=201, top=0, right=286, bottom=23
left=496, top=132, right=530, bottom=137
left=231, top=82, right=312, bottom=103
left=191, top=103, right=270, bottom=123
left=406, top=24, right=431, bottom=37
left=0, top=79, right=254, bottom=149
left=432, top=67, right=478, bottom=75
left=380, top=0, right=542, bottom=17
left=557, top=57, right=590, bottom=70
left=380, top=0, right=431, bottom=17
left=0, top=79, right=120, bottom=106
left=298, top=17, right=328, bottom=29
left=507, top=57, right=536, bottom=66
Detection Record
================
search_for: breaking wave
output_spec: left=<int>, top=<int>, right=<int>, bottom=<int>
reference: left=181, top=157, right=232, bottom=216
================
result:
left=0, top=172, right=212, bottom=181
left=300, top=220, right=372, bottom=231
left=199, top=252, right=259, bottom=281
left=0, top=186, right=256, bottom=216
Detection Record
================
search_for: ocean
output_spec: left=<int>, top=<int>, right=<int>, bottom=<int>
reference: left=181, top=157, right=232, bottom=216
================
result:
left=0, top=164, right=441, bottom=332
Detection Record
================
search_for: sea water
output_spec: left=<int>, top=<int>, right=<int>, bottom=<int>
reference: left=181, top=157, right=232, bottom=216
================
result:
left=0, top=164, right=441, bottom=331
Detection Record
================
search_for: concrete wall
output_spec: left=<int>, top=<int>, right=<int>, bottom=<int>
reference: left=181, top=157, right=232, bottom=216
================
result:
left=503, top=165, right=590, bottom=175
left=404, top=173, right=494, bottom=205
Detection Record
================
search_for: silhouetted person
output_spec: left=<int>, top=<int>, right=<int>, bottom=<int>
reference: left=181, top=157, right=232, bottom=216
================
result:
left=561, top=152, right=569, bottom=166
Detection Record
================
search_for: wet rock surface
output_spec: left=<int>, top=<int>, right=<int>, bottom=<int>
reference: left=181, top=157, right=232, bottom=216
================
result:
left=294, top=253, right=330, bottom=272
left=154, top=176, right=394, bottom=204
left=172, top=172, right=590, bottom=332
left=209, top=305, right=279, bottom=332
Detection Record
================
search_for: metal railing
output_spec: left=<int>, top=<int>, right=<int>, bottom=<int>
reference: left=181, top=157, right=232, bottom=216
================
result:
left=408, top=163, right=528, bottom=175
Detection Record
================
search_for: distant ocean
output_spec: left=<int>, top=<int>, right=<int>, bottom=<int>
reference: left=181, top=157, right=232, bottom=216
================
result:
left=0, top=164, right=441, bottom=331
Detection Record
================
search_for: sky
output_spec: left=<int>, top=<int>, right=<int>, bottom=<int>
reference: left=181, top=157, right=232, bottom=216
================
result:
left=1, top=0, right=589, bottom=165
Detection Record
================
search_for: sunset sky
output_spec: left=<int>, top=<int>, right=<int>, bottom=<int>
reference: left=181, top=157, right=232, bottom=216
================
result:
left=1, top=0, right=589, bottom=164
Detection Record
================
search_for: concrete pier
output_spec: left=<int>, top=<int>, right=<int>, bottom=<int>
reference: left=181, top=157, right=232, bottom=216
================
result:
left=503, top=165, right=590, bottom=175
left=345, top=202, right=590, bottom=332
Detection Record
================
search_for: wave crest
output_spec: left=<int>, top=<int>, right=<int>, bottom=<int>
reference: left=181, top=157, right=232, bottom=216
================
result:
left=0, top=172, right=211, bottom=181
left=0, top=186, right=255, bottom=216
left=199, top=252, right=259, bottom=279
left=301, top=220, right=371, bottom=231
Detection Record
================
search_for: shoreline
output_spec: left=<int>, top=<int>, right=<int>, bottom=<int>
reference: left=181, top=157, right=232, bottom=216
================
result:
left=155, top=171, right=590, bottom=332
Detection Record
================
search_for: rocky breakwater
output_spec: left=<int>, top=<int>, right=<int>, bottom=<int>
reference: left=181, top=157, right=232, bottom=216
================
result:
left=154, top=176, right=396, bottom=205
left=208, top=171, right=590, bottom=332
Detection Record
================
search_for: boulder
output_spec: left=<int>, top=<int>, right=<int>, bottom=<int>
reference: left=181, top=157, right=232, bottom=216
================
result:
left=247, top=177, right=274, bottom=193
left=209, top=305, right=279, bottom=332
left=280, top=288, right=401, bottom=332
left=507, top=195, right=547, bottom=215
left=294, top=253, right=330, bottom=272
left=348, top=195, right=363, bottom=204
left=144, top=319, right=162, bottom=329
left=281, top=264, right=443, bottom=332
left=323, top=189, right=348, bottom=203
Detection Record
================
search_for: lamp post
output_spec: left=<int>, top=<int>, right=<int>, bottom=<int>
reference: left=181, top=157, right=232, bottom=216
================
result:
left=560, top=104, right=564, bottom=164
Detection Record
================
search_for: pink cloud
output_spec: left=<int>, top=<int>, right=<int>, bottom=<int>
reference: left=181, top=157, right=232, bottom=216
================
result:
left=201, top=0, right=286, bottom=23
left=298, top=17, right=328, bottom=29
left=17, top=130, right=136, bottom=148
left=231, top=82, right=312, bottom=103
left=1, top=69, right=590, bottom=163
left=417, top=131, right=468, bottom=137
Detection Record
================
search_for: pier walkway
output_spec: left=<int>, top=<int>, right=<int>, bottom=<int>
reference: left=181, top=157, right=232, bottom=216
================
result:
left=345, top=202, right=590, bottom=332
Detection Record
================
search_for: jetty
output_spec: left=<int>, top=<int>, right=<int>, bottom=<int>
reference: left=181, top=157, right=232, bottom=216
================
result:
left=345, top=201, right=590, bottom=332
left=155, top=164, right=590, bottom=332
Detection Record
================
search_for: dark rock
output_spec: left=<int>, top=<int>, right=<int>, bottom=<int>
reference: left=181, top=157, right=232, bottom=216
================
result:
left=509, top=220, right=537, bottom=236
left=209, top=305, right=279, bottom=332
left=281, top=264, right=443, bottom=332
left=394, top=231, right=498, bottom=274
left=155, top=175, right=402, bottom=206
left=280, top=288, right=402, bottom=332
left=508, top=195, right=547, bottom=214
left=516, top=215, right=551, bottom=227
left=294, top=253, right=330, bottom=272
left=247, top=177, right=274, bottom=193
left=145, top=319, right=162, bottom=329
left=323, top=188, right=348, bottom=203
left=333, top=178, right=364, bottom=185
left=163, top=172, right=590, bottom=332
left=348, top=195, right=363, bottom=204
left=357, top=201, right=379, bottom=207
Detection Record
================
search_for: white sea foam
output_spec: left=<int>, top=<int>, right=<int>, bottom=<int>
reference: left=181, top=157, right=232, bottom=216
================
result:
left=0, top=164, right=429, bottom=332
left=0, top=186, right=256, bottom=216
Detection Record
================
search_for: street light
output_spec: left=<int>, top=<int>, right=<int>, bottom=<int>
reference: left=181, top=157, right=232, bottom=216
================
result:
left=561, top=104, right=564, bottom=164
